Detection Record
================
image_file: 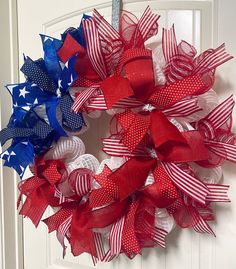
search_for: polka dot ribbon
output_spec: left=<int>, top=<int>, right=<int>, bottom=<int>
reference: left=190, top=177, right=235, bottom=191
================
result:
left=18, top=158, right=66, bottom=226
left=21, top=57, right=58, bottom=94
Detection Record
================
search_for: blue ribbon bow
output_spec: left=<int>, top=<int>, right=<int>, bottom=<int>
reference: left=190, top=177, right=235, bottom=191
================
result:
left=0, top=18, right=90, bottom=177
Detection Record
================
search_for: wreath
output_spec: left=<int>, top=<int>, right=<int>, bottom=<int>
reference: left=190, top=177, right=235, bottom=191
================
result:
left=0, top=7, right=235, bottom=263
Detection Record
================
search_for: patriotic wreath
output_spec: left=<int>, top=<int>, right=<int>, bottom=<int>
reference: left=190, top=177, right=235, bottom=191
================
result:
left=0, top=7, right=235, bottom=263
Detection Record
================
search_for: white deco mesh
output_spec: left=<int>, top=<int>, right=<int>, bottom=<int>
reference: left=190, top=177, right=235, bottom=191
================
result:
left=182, top=89, right=219, bottom=123
left=156, top=208, right=175, bottom=233
left=45, top=136, right=85, bottom=161
left=67, top=154, right=100, bottom=174
left=190, top=162, right=223, bottom=184
left=96, top=157, right=126, bottom=173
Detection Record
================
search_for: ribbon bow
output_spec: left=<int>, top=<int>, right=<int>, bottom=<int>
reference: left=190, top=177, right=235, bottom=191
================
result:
left=116, top=109, right=209, bottom=162
left=0, top=110, right=57, bottom=177
left=72, top=19, right=232, bottom=115
left=87, top=161, right=229, bottom=259
left=0, top=34, right=86, bottom=176
left=18, top=157, right=66, bottom=226
left=20, top=54, right=85, bottom=133
left=195, top=95, right=236, bottom=166
left=43, top=192, right=128, bottom=259
left=162, top=25, right=233, bottom=86
left=70, top=7, right=161, bottom=112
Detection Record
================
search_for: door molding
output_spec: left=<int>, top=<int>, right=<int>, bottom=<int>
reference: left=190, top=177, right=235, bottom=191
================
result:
left=0, top=0, right=23, bottom=269
left=42, top=1, right=112, bottom=32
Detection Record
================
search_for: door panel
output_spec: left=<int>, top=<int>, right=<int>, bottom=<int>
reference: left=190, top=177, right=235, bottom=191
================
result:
left=17, top=1, right=236, bottom=269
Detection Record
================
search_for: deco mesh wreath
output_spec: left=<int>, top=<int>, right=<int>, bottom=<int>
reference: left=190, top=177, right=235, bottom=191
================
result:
left=0, top=7, right=235, bottom=263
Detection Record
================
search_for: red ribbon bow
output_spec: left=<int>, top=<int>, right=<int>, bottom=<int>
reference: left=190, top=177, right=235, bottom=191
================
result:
left=116, top=109, right=209, bottom=163
left=89, top=163, right=176, bottom=258
left=18, top=157, right=66, bottom=226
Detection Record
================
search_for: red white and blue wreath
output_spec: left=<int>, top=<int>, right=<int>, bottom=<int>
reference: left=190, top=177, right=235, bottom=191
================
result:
left=0, top=7, right=235, bottom=262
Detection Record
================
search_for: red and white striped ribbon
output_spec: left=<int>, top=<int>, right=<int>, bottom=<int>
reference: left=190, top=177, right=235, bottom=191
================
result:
left=114, top=97, right=143, bottom=109
left=92, top=232, right=106, bottom=263
left=103, top=138, right=149, bottom=157
left=206, top=184, right=230, bottom=202
left=93, top=9, right=120, bottom=41
left=103, top=216, right=125, bottom=262
left=162, top=25, right=178, bottom=64
left=139, top=217, right=168, bottom=248
left=82, top=18, right=107, bottom=80
left=193, top=43, right=233, bottom=74
left=87, top=93, right=107, bottom=110
left=87, top=94, right=143, bottom=110
left=74, top=173, right=91, bottom=196
left=153, top=228, right=168, bottom=248
left=88, top=92, right=200, bottom=114
left=57, top=215, right=72, bottom=257
left=165, top=54, right=195, bottom=84
left=162, top=162, right=209, bottom=205
left=93, top=9, right=123, bottom=74
left=54, top=188, right=73, bottom=204
left=203, top=95, right=234, bottom=137
left=191, top=208, right=215, bottom=236
left=55, top=188, right=66, bottom=204
left=162, top=25, right=197, bottom=83
left=135, top=6, right=160, bottom=47
left=162, top=97, right=201, bottom=117
left=72, top=86, right=100, bottom=112
left=205, top=139, right=236, bottom=163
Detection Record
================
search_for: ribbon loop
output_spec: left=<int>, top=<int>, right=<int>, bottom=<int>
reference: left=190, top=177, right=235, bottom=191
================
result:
left=21, top=57, right=58, bottom=94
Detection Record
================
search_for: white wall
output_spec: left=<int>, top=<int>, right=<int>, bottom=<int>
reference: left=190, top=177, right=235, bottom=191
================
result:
left=213, top=1, right=236, bottom=268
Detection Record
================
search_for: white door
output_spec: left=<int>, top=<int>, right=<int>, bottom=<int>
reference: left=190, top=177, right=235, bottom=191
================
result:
left=1, top=0, right=236, bottom=269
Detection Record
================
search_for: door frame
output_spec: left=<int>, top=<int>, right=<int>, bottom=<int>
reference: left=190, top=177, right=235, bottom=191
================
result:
left=0, top=1, right=220, bottom=269
left=0, top=0, right=23, bottom=269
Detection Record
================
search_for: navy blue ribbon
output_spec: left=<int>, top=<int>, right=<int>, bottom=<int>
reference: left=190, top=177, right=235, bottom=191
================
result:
left=20, top=57, right=58, bottom=94
left=0, top=19, right=90, bottom=177
left=0, top=120, right=54, bottom=146
left=20, top=54, right=85, bottom=133
left=60, top=95, right=85, bottom=132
